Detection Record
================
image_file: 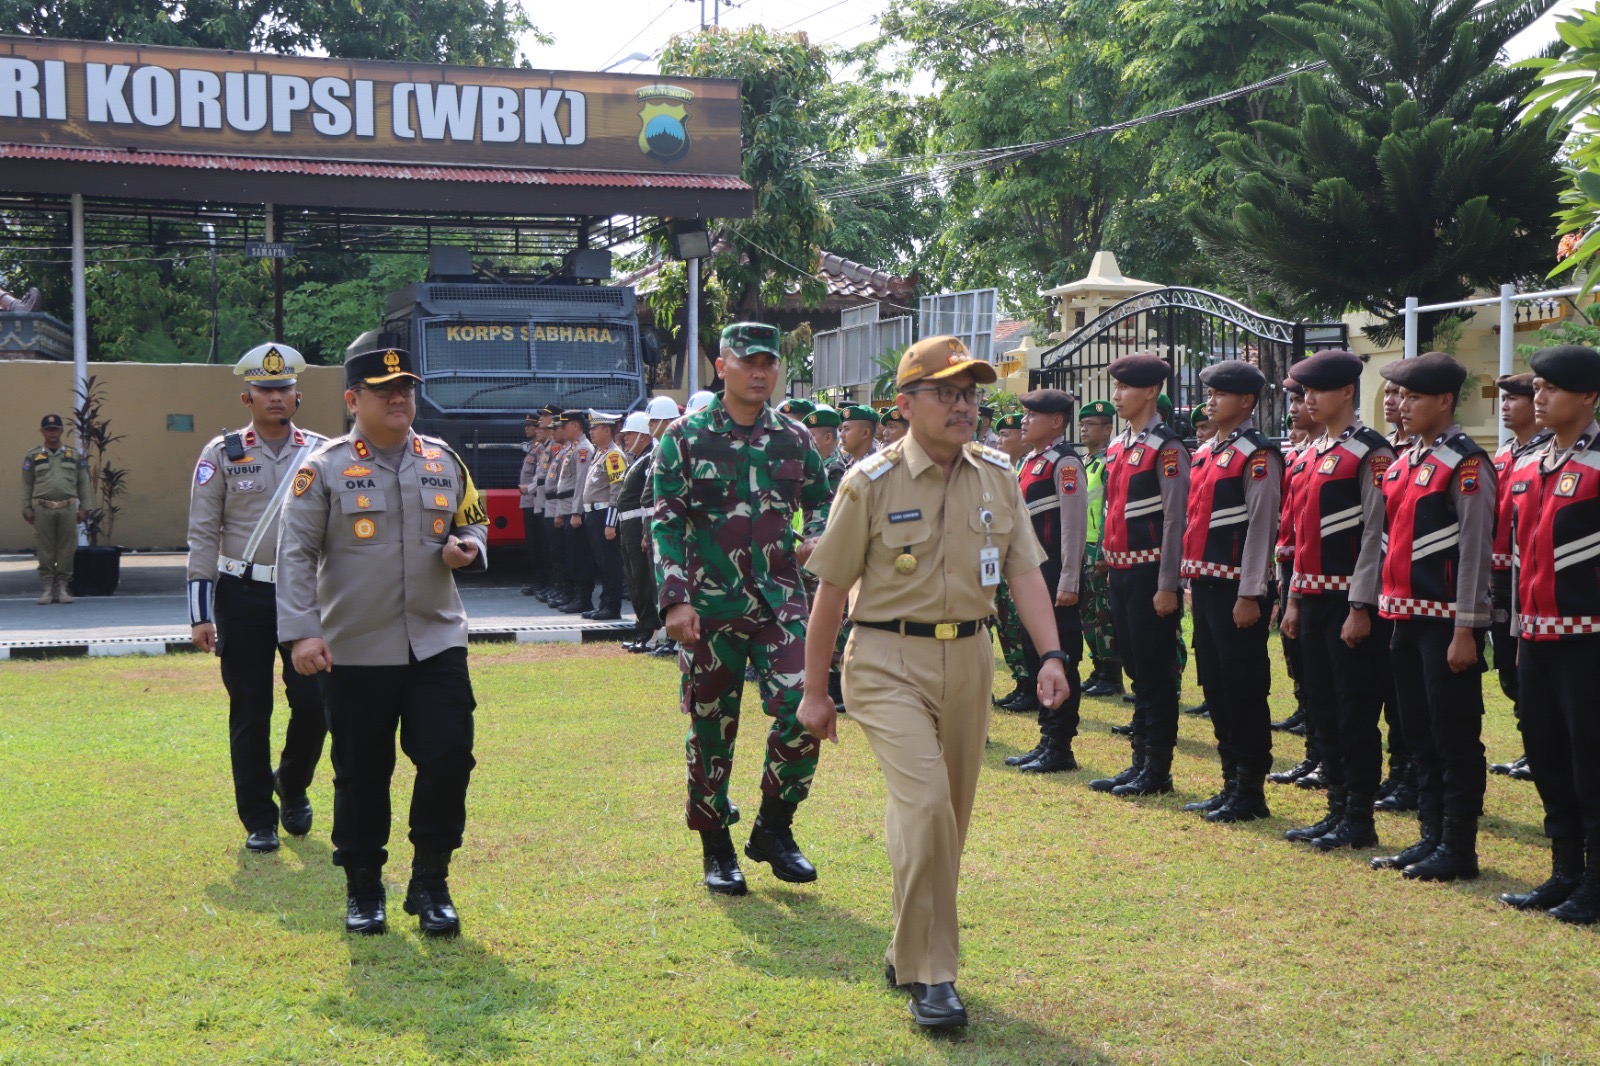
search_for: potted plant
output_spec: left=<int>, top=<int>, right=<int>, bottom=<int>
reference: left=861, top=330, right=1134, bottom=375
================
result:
left=69, top=375, right=127, bottom=596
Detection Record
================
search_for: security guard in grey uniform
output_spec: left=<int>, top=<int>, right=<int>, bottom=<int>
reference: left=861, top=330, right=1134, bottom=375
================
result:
left=801, top=336, right=1070, bottom=1029
left=187, top=343, right=328, bottom=853
left=277, top=347, right=489, bottom=938
left=21, top=413, right=92, bottom=604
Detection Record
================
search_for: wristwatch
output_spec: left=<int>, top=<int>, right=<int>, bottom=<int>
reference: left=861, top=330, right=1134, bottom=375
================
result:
left=1349, top=601, right=1374, bottom=612
left=1040, top=649, right=1072, bottom=667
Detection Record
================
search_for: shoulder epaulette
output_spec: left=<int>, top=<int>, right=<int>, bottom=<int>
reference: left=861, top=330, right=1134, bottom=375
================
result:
left=968, top=442, right=1012, bottom=469
left=1352, top=425, right=1391, bottom=451
left=859, top=451, right=898, bottom=481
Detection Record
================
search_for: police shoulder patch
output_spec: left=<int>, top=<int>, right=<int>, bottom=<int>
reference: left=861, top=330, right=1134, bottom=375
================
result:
left=1249, top=453, right=1270, bottom=480
left=292, top=468, right=315, bottom=496
left=1160, top=447, right=1181, bottom=478
left=195, top=460, right=217, bottom=486
left=1061, top=463, right=1079, bottom=494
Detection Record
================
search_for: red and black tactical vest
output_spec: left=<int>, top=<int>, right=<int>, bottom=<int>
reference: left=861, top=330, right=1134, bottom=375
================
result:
left=1018, top=438, right=1079, bottom=562
left=1103, top=421, right=1184, bottom=568
left=1181, top=426, right=1276, bottom=582
left=1276, top=441, right=1311, bottom=566
left=1492, top=430, right=1552, bottom=572
left=1509, top=434, right=1600, bottom=640
left=1291, top=424, right=1392, bottom=595
left=1379, top=431, right=1488, bottom=620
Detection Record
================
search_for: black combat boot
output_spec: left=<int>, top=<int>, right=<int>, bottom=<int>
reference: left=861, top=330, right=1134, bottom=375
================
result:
left=1184, top=759, right=1236, bottom=814
left=1110, top=721, right=1134, bottom=736
left=1183, top=702, right=1211, bottom=718
left=1085, top=666, right=1126, bottom=698
left=1311, top=792, right=1379, bottom=851
left=1000, top=687, right=1041, bottom=712
left=1004, top=743, right=1044, bottom=767
left=1549, top=837, right=1600, bottom=925
left=1286, top=787, right=1345, bottom=842
left=1399, top=815, right=1477, bottom=881
left=1508, top=756, right=1536, bottom=782
left=1208, top=774, right=1271, bottom=823
left=1090, top=748, right=1145, bottom=793
left=1500, top=837, right=1584, bottom=911
left=1113, top=749, right=1174, bottom=796
left=404, top=850, right=461, bottom=937
left=1268, top=758, right=1317, bottom=785
left=1018, top=744, right=1077, bottom=774
left=993, top=683, right=1028, bottom=708
left=273, top=770, right=313, bottom=837
left=1374, top=762, right=1419, bottom=812
left=1294, top=763, right=1328, bottom=791
left=1489, top=753, right=1525, bottom=776
left=345, top=866, right=387, bottom=935
left=1370, top=810, right=1442, bottom=870
left=700, top=828, right=747, bottom=896
left=743, top=797, right=817, bottom=883
left=1271, top=706, right=1306, bottom=732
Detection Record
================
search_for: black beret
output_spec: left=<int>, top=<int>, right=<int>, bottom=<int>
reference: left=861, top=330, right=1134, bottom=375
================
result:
left=1496, top=372, right=1536, bottom=397
left=1020, top=388, right=1076, bottom=416
left=1281, top=376, right=1304, bottom=397
left=1289, top=349, right=1365, bottom=390
left=1108, top=352, right=1169, bottom=388
left=1380, top=351, right=1466, bottom=396
left=1198, top=360, right=1267, bottom=395
left=1530, top=345, right=1600, bottom=394
left=978, top=404, right=997, bottom=418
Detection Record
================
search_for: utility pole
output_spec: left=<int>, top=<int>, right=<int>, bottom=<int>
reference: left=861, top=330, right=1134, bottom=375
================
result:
left=692, top=0, right=721, bottom=29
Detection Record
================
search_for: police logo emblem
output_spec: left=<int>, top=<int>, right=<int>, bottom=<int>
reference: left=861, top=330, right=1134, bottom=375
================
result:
left=384, top=350, right=401, bottom=371
left=1415, top=464, right=1435, bottom=487
left=353, top=517, right=377, bottom=539
left=195, top=460, right=216, bottom=485
left=1129, top=447, right=1145, bottom=467
left=262, top=348, right=286, bottom=375
left=292, top=468, right=314, bottom=496
left=343, top=465, right=373, bottom=477
left=1557, top=471, right=1580, bottom=497
left=1319, top=455, right=1340, bottom=475
left=636, top=84, right=694, bottom=162
left=424, top=461, right=444, bottom=473
left=434, top=494, right=449, bottom=507
left=357, top=495, right=372, bottom=509
left=432, top=517, right=447, bottom=535
left=235, top=479, right=256, bottom=492
left=1215, top=450, right=1233, bottom=469
left=1061, top=465, right=1079, bottom=494
left=1250, top=453, right=1270, bottom=480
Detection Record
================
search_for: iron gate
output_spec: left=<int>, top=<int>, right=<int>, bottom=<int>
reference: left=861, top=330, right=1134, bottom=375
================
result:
left=1029, top=287, right=1348, bottom=438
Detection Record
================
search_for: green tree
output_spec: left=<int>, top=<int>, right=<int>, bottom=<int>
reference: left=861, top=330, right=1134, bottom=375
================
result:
left=1185, top=0, right=1565, bottom=344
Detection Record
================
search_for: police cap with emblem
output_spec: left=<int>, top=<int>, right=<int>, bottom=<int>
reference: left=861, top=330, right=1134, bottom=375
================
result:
left=842, top=404, right=881, bottom=425
left=540, top=403, right=563, bottom=417
left=1078, top=399, right=1115, bottom=420
left=1198, top=360, right=1267, bottom=396
left=994, top=412, right=1023, bottom=431
left=39, top=413, right=62, bottom=429
left=896, top=335, right=998, bottom=389
left=1108, top=352, right=1169, bottom=388
left=1496, top=372, right=1536, bottom=397
left=557, top=409, right=590, bottom=430
left=978, top=404, right=997, bottom=419
left=589, top=410, right=620, bottom=426
left=236, top=341, right=306, bottom=388
left=1288, top=349, right=1366, bottom=390
left=804, top=405, right=842, bottom=428
left=345, top=347, right=421, bottom=388
left=720, top=322, right=781, bottom=359
left=1020, top=388, right=1076, bottom=418
left=1530, top=345, right=1600, bottom=394
left=525, top=412, right=541, bottom=424
left=1380, top=350, right=1466, bottom=396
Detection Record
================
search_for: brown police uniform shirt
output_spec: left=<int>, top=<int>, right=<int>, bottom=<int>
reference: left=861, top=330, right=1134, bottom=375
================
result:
left=185, top=425, right=324, bottom=582
left=806, top=434, right=1047, bottom=624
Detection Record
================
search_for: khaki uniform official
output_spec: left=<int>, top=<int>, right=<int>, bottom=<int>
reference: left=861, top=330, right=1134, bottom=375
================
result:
left=806, top=387, right=1047, bottom=992
left=21, top=413, right=92, bottom=603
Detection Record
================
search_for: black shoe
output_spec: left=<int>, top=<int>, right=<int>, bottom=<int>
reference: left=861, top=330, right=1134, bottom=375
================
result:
left=1549, top=854, right=1600, bottom=924
left=245, top=827, right=280, bottom=853
left=345, top=867, right=386, bottom=935
left=1294, top=765, right=1328, bottom=791
left=885, top=964, right=906, bottom=991
left=1183, top=702, right=1210, bottom=718
left=1268, top=759, right=1317, bottom=785
left=993, top=684, right=1027, bottom=708
left=1500, top=838, right=1584, bottom=910
left=588, top=608, right=622, bottom=621
left=652, top=640, right=679, bottom=658
left=1090, top=759, right=1143, bottom=793
left=1508, top=757, right=1536, bottom=782
left=521, top=585, right=541, bottom=596
left=1110, top=722, right=1134, bottom=736
left=907, top=982, right=968, bottom=1029
left=1018, top=746, right=1077, bottom=774
left=1004, top=745, right=1044, bottom=767
left=701, top=829, right=748, bottom=896
left=1373, top=774, right=1419, bottom=812
left=1286, top=789, right=1345, bottom=842
left=1000, top=690, right=1040, bottom=712
left=1402, top=816, right=1478, bottom=882
left=404, top=851, right=461, bottom=937
left=1183, top=783, right=1234, bottom=814
left=1207, top=784, right=1271, bottom=824
left=1272, top=708, right=1306, bottom=732
left=1371, top=813, right=1442, bottom=871
left=1286, top=717, right=1308, bottom=737
left=1112, top=764, right=1175, bottom=797
left=1312, top=797, right=1378, bottom=851
left=273, top=771, right=313, bottom=837
left=1081, top=678, right=1112, bottom=697
left=744, top=799, right=817, bottom=883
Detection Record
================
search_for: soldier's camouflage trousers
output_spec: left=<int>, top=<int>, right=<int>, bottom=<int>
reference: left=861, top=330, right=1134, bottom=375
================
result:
left=995, top=579, right=1030, bottom=684
left=1083, top=545, right=1119, bottom=669
left=681, top=611, right=820, bottom=831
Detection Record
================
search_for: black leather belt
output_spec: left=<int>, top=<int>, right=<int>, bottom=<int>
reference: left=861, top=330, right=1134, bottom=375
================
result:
left=857, top=619, right=988, bottom=640
left=551, top=490, right=574, bottom=499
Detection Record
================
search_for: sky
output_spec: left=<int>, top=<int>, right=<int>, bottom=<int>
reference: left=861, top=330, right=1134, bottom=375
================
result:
left=520, top=0, right=1588, bottom=75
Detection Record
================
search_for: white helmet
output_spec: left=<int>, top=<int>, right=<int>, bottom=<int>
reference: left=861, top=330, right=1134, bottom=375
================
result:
left=686, top=390, right=716, bottom=414
left=646, top=395, right=681, bottom=419
left=234, top=342, right=305, bottom=387
left=621, top=411, right=652, bottom=435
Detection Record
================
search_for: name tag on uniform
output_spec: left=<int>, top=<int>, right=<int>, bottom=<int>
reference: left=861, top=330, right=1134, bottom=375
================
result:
left=980, top=545, right=1001, bottom=587
left=889, top=509, right=922, bottom=523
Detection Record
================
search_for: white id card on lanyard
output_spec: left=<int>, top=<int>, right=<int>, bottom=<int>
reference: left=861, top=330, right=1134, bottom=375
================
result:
left=978, top=506, right=1000, bottom=586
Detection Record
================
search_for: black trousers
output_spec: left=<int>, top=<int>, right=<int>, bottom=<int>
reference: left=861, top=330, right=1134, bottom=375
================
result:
left=564, top=519, right=596, bottom=602
left=1019, top=559, right=1083, bottom=746
left=214, top=575, right=326, bottom=833
left=586, top=514, right=625, bottom=611
left=1520, top=636, right=1600, bottom=842
left=1389, top=619, right=1487, bottom=819
left=619, top=517, right=659, bottom=633
left=1489, top=571, right=1520, bottom=709
left=545, top=515, right=569, bottom=595
left=1191, top=580, right=1274, bottom=778
left=1109, top=565, right=1181, bottom=754
left=1380, top=648, right=1410, bottom=770
left=1297, top=592, right=1388, bottom=795
left=522, top=506, right=547, bottom=586
left=317, top=646, right=477, bottom=869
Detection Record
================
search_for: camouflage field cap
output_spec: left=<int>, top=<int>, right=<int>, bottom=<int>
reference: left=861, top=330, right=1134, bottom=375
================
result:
left=720, top=322, right=781, bottom=359
left=1078, top=399, right=1115, bottom=420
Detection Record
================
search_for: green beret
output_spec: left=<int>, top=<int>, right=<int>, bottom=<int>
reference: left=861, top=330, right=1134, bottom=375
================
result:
left=994, top=412, right=1023, bottom=431
left=803, top=405, right=842, bottom=428
left=881, top=407, right=906, bottom=424
left=779, top=397, right=816, bottom=417
left=1078, top=399, right=1115, bottom=420
left=1156, top=393, right=1174, bottom=418
left=843, top=404, right=881, bottom=425
left=1189, top=404, right=1211, bottom=425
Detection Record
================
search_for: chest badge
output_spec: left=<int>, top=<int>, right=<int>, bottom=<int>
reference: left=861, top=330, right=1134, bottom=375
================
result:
left=424, top=461, right=444, bottom=473
left=357, top=495, right=372, bottom=509
left=894, top=553, right=919, bottom=575
left=1128, top=447, right=1145, bottom=467
left=1415, top=464, right=1435, bottom=487
left=353, top=517, right=377, bottom=539
left=343, top=465, right=373, bottom=477
left=432, top=517, right=447, bottom=535
left=1318, top=454, right=1340, bottom=476
left=1557, top=471, right=1580, bottom=497
left=235, top=479, right=257, bottom=492
left=1215, top=450, right=1233, bottom=469
left=434, top=493, right=449, bottom=507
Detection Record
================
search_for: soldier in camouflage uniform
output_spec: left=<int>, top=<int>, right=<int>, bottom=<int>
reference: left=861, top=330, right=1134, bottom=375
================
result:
left=991, top=412, right=1034, bottom=709
left=801, top=405, right=853, bottom=708
left=1077, top=400, right=1124, bottom=697
left=654, top=322, right=831, bottom=896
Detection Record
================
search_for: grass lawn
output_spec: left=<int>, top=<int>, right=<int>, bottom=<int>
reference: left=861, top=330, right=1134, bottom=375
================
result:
left=0, top=636, right=1595, bottom=1065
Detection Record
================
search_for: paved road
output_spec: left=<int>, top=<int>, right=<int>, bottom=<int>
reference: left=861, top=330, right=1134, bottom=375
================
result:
left=0, top=552, right=638, bottom=655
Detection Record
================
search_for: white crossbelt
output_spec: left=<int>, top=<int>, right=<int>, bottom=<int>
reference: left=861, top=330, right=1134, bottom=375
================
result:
left=220, top=437, right=316, bottom=584
left=218, top=555, right=276, bottom=583
left=617, top=507, right=651, bottom=521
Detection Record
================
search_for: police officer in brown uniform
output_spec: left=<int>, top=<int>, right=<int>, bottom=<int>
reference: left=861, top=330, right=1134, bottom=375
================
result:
left=579, top=412, right=628, bottom=620
left=186, top=343, right=328, bottom=853
left=553, top=411, right=597, bottom=613
left=21, top=413, right=92, bottom=604
left=800, top=336, right=1069, bottom=1030
left=277, top=347, right=488, bottom=938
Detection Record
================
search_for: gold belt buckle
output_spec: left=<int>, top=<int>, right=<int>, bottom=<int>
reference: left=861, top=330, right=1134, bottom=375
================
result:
left=934, top=622, right=958, bottom=640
